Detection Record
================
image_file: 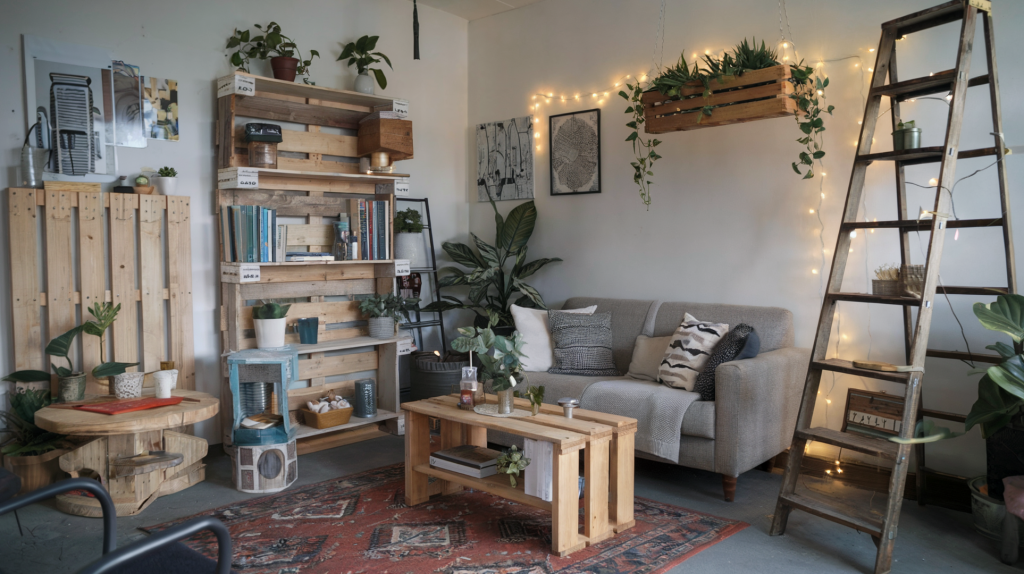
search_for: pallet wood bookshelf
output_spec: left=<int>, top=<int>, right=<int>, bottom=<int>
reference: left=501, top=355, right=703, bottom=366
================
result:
left=215, top=72, right=410, bottom=454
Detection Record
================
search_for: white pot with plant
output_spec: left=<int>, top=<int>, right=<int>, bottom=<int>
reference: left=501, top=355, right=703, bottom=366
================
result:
left=253, top=302, right=291, bottom=349
left=152, top=166, right=178, bottom=195
left=338, top=35, right=392, bottom=94
left=451, top=325, right=528, bottom=415
left=394, top=208, right=426, bottom=268
left=360, top=293, right=419, bottom=339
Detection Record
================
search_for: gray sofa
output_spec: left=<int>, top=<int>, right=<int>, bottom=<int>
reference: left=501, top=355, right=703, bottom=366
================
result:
left=492, top=297, right=810, bottom=501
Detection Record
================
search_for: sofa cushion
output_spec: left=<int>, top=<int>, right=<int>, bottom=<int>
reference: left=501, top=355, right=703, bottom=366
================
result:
left=548, top=311, right=620, bottom=376
left=694, top=324, right=756, bottom=401
left=681, top=400, right=716, bottom=439
left=736, top=329, right=761, bottom=360
left=653, top=302, right=794, bottom=353
left=626, top=335, right=672, bottom=381
left=511, top=304, right=597, bottom=372
left=520, top=371, right=629, bottom=402
left=563, top=298, right=656, bottom=374
left=658, top=313, right=728, bottom=391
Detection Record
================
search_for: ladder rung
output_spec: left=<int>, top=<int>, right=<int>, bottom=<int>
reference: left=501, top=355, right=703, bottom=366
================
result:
left=921, top=408, right=967, bottom=423
left=829, top=292, right=920, bottom=306
left=779, top=492, right=884, bottom=538
left=882, top=0, right=979, bottom=36
left=840, top=217, right=1002, bottom=231
left=926, top=349, right=1003, bottom=364
left=856, top=146, right=997, bottom=165
left=937, top=285, right=1008, bottom=295
left=813, top=359, right=910, bottom=384
left=796, top=427, right=900, bottom=459
left=870, top=70, right=990, bottom=101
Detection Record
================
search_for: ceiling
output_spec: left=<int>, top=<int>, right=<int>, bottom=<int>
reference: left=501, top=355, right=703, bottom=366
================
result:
left=415, top=0, right=546, bottom=21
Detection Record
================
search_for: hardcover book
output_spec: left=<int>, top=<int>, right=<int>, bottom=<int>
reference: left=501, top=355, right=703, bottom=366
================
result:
left=431, top=444, right=501, bottom=469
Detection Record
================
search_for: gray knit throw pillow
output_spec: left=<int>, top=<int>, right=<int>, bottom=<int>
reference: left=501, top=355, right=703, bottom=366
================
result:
left=548, top=311, right=620, bottom=376
left=694, top=324, right=756, bottom=401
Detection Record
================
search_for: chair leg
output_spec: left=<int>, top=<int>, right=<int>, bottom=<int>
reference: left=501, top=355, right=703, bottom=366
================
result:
left=722, top=475, right=737, bottom=502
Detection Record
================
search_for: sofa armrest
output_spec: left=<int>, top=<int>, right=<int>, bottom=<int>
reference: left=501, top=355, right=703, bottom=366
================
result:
left=713, top=346, right=810, bottom=477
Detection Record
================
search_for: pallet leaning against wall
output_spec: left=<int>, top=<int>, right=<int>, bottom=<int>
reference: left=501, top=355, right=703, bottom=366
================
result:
left=7, top=189, right=195, bottom=396
left=215, top=71, right=410, bottom=455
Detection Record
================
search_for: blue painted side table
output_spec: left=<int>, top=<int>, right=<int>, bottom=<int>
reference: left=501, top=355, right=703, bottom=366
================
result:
left=226, top=347, right=299, bottom=446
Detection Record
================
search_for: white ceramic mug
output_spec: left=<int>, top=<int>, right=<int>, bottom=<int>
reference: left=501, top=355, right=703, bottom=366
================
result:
left=153, top=370, right=178, bottom=399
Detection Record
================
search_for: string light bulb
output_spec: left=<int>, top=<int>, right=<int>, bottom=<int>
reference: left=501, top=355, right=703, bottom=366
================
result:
left=867, top=67, right=874, bottom=72
left=869, top=48, right=876, bottom=52
left=809, top=209, right=815, bottom=214
left=783, top=42, right=789, bottom=48
left=592, top=93, right=597, bottom=97
left=850, top=230, right=858, bottom=238
left=534, top=132, right=540, bottom=139
left=812, top=269, right=818, bottom=274
left=929, top=178, right=938, bottom=186
left=547, top=92, right=553, bottom=97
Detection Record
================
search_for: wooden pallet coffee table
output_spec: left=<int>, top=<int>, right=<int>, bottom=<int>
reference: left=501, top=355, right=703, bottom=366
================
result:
left=403, top=395, right=637, bottom=556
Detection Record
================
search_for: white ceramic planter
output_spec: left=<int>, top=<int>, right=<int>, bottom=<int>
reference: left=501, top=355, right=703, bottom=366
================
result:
left=113, top=372, right=145, bottom=399
left=254, top=318, right=287, bottom=349
left=394, top=233, right=426, bottom=268
left=354, top=72, right=375, bottom=94
left=153, top=369, right=178, bottom=399
left=152, top=176, right=177, bottom=195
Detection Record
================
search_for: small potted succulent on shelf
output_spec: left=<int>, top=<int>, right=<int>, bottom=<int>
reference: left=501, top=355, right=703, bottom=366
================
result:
left=337, top=35, right=392, bottom=94
left=253, top=302, right=291, bottom=349
left=227, top=22, right=320, bottom=84
left=496, top=445, right=531, bottom=487
left=359, top=293, right=419, bottom=339
left=393, top=208, right=426, bottom=268
left=451, top=325, right=527, bottom=414
left=516, top=385, right=546, bottom=416
left=892, top=119, right=921, bottom=151
left=152, top=166, right=177, bottom=195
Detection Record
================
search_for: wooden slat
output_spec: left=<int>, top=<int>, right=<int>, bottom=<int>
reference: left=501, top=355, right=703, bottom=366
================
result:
left=287, top=376, right=371, bottom=405
left=871, top=71, right=989, bottom=101
left=139, top=195, right=166, bottom=373
left=231, top=153, right=362, bottom=174
left=239, top=278, right=375, bottom=300
left=648, top=81, right=793, bottom=115
left=427, top=395, right=613, bottom=439
left=217, top=94, right=236, bottom=169
left=297, top=424, right=389, bottom=456
left=926, top=348, right=1002, bottom=364
left=813, top=359, right=910, bottom=384
left=237, top=327, right=368, bottom=351
left=78, top=193, right=106, bottom=392
left=235, top=95, right=366, bottom=130
left=415, top=462, right=552, bottom=511
left=841, top=217, right=1002, bottom=230
left=828, top=292, right=921, bottom=306
left=222, top=262, right=376, bottom=284
left=8, top=189, right=42, bottom=371
left=240, top=300, right=360, bottom=330
left=234, top=127, right=359, bottom=157
left=641, top=65, right=792, bottom=104
left=45, top=191, right=76, bottom=390
left=298, top=350, right=378, bottom=380
left=167, top=196, right=195, bottom=390
left=228, top=71, right=392, bottom=109
left=284, top=224, right=335, bottom=247
left=402, top=399, right=587, bottom=449
left=217, top=190, right=376, bottom=218
left=645, top=97, right=797, bottom=134
left=780, top=492, right=883, bottom=538
left=110, top=194, right=139, bottom=373
left=795, top=427, right=899, bottom=459
left=857, top=146, right=997, bottom=165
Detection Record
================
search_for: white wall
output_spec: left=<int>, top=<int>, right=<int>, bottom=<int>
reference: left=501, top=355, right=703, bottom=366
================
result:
left=0, top=0, right=469, bottom=442
left=467, top=0, right=1024, bottom=476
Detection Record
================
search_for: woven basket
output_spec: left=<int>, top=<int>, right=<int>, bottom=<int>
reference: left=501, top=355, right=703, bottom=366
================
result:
left=900, top=264, right=926, bottom=297
left=872, top=280, right=900, bottom=296
left=300, top=391, right=353, bottom=429
left=411, top=352, right=468, bottom=401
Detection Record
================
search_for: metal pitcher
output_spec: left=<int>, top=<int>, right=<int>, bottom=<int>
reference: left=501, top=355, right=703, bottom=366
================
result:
left=20, top=144, right=49, bottom=188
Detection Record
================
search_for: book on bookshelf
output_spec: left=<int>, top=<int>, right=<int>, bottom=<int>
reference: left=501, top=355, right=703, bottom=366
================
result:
left=220, top=205, right=281, bottom=263
left=432, top=445, right=501, bottom=469
left=286, top=251, right=335, bottom=262
left=429, top=456, right=498, bottom=478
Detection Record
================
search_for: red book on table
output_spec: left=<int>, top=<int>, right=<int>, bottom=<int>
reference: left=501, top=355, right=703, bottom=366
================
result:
left=74, top=397, right=183, bottom=415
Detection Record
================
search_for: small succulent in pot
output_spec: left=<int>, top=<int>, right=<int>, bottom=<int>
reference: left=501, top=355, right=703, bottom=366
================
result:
left=252, top=301, right=291, bottom=349
left=152, top=166, right=178, bottom=195
left=157, top=166, right=177, bottom=177
left=496, top=445, right=531, bottom=488
left=516, top=385, right=545, bottom=416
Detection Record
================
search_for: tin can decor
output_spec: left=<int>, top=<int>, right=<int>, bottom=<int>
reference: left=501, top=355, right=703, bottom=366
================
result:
left=353, top=379, right=377, bottom=418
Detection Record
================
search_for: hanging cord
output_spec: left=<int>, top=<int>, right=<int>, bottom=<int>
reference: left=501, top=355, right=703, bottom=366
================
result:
left=651, top=0, right=666, bottom=74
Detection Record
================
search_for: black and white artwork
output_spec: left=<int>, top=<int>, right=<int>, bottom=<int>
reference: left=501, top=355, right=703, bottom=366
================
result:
left=549, top=109, right=600, bottom=195
left=476, top=116, right=534, bottom=202
left=113, top=60, right=146, bottom=148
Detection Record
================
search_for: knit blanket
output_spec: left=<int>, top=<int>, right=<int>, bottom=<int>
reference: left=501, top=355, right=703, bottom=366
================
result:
left=580, top=378, right=698, bottom=463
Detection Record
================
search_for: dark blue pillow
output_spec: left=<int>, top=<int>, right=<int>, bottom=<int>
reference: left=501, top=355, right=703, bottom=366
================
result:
left=736, top=329, right=760, bottom=360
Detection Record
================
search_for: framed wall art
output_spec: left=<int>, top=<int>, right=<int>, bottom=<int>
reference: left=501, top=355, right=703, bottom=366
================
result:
left=549, top=108, right=600, bottom=196
left=476, top=116, right=534, bottom=202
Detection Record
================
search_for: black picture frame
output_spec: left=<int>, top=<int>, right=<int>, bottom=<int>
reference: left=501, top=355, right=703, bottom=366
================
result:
left=549, top=108, right=601, bottom=196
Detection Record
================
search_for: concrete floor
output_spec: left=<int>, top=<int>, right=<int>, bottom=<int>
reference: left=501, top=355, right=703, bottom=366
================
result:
left=1, top=435, right=1019, bottom=573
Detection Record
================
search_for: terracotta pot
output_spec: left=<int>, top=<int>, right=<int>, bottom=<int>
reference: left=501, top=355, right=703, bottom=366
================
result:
left=271, top=56, right=299, bottom=82
left=3, top=449, right=68, bottom=494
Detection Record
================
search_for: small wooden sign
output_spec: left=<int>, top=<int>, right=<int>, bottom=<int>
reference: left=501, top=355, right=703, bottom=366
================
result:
left=842, top=389, right=905, bottom=438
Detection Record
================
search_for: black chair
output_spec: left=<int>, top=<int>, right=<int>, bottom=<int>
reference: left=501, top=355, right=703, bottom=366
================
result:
left=0, top=471, right=234, bottom=574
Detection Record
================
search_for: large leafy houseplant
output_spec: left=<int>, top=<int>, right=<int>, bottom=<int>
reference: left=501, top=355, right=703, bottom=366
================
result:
left=226, top=22, right=320, bottom=84
left=358, top=293, right=419, bottom=322
left=0, top=388, right=67, bottom=457
left=337, top=35, right=393, bottom=89
left=423, top=199, right=561, bottom=329
left=451, top=326, right=527, bottom=392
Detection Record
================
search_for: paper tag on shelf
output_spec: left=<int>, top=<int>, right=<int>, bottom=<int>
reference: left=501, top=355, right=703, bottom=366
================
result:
left=394, top=178, right=411, bottom=197
left=397, top=338, right=414, bottom=356
left=391, top=99, right=409, bottom=118
left=218, top=167, right=259, bottom=190
left=395, top=259, right=411, bottom=276
left=217, top=74, right=256, bottom=98
left=239, top=264, right=261, bottom=284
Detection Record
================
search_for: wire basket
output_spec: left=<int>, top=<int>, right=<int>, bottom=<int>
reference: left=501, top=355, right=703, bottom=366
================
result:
left=872, top=280, right=900, bottom=296
left=900, top=264, right=926, bottom=297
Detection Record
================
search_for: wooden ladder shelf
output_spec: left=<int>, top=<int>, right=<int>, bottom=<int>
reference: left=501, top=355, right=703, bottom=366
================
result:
left=769, top=2, right=1015, bottom=573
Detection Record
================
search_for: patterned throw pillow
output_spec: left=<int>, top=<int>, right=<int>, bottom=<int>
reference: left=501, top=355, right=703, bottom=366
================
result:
left=658, top=313, right=729, bottom=391
left=548, top=311, right=620, bottom=376
left=693, top=324, right=756, bottom=401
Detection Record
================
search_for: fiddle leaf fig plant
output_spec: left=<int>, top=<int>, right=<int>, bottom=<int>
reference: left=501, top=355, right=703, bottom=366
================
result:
left=337, top=35, right=393, bottom=89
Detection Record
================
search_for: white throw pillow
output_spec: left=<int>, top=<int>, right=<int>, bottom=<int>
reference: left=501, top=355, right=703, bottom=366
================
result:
left=626, top=335, right=673, bottom=381
left=511, top=304, right=597, bottom=371
left=659, top=313, right=729, bottom=391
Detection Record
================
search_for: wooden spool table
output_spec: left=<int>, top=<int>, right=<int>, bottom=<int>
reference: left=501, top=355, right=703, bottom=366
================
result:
left=34, top=389, right=219, bottom=517
left=403, top=395, right=637, bottom=557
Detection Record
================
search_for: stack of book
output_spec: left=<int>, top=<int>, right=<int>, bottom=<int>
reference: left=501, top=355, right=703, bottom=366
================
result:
left=354, top=199, right=391, bottom=261
left=429, top=444, right=501, bottom=478
left=219, top=205, right=279, bottom=263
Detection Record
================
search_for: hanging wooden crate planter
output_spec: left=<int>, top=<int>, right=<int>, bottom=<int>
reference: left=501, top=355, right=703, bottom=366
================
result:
left=641, top=65, right=797, bottom=134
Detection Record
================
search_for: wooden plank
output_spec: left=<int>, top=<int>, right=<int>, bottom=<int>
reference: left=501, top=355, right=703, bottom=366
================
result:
left=645, top=97, right=797, bottom=134
left=239, top=278, right=375, bottom=299
left=42, top=181, right=102, bottom=193
left=284, top=224, right=334, bottom=247
left=552, top=447, right=581, bottom=556
left=646, top=81, right=792, bottom=115
left=167, top=196, right=195, bottom=390
left=139, top=195, right=166, bottom=373
left=428, top=396, right=613, bottom=439
left=378, top=342, right=400, bottom=435
left=226, top=71, right=393, bottom=109
left=237, top=327, right=368, bottom=351
left=813, top=359, right=910, bottom=384
left=45, top=190, right=76, bottom=391
left=405, top=411, right=431, bottom=505
left=78, top=193, right=106, bottom=392
left=795, top=427, right=899, bottom=459
left=235, top=95, right=365, bottom=130
left=610, top=430, right=635, bottom=532
left=111, top=451, right=183, bottom=478
left=240, top=300, right=360, bottom=330
left=223, top=262, right=376, bottom=283
left=298, top=350, right=378, bottom=380
left=231, top=153, right=362, bottom=174
left=8, top=189, right=43, bottom=371
left=415, top=462, right=552, bottom=511
left=439, top=419, right=465, bottom=495
left=110, top=194, right=139, bottom=372
left=584, top=437, right=611, bottom=542
left=34, top=389, right=219, bottom=435
left=218, top=189, right=376, bottom=216
left=217, top=94, right=236, bottom=169
left=234, top=127, right=359, bottom=157
left=297, top=424, right=389, bottom=455
left=781, top=492, right=883, bottom=538
left=926, top=348, right=1001, bottom=363
left=402, top=400, right=587, bottom=449
left=642, top=65, right=792, bottom=104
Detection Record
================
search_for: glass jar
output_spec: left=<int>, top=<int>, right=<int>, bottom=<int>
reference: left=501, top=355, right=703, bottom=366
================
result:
left=459, top=367, right=480, bottom=409
left=248, top=141, right=278, bottom=169
left=333, top=221, right=351, bottom=260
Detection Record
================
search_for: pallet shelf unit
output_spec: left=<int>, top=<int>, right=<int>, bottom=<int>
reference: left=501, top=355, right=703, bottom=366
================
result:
left=216, top=72, right=409, bottom=454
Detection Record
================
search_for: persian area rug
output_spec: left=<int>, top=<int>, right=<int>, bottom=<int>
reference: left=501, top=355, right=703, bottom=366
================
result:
left=144, top=464, right=747, bottom=573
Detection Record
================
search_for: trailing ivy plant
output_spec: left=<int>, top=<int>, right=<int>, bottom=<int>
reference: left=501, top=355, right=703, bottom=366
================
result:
left=620, top=83, right=662, bottom=207
left=789, top=61, right=833, bottom=179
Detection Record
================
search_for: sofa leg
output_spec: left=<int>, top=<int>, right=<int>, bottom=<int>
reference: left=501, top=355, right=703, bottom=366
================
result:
left=722, top=475, right=737, bottom=502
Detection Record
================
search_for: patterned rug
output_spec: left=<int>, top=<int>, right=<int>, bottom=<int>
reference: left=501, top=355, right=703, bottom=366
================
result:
left=144, top=464, right=747, bottom=573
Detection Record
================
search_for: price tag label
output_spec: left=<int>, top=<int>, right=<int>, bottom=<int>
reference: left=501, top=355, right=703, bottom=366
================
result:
left=394, top=178, right=411, bottom=197
left=391, top=99, right=409, bottom=118
left=397, top=338, right=414, bottom=356
left=395, top=259, right=411, bottom=276
left=218, top=167, right=259, bottom=190
left=239, top=264, right=261, bottom=284
left=217, top=74, right=256, bottom=98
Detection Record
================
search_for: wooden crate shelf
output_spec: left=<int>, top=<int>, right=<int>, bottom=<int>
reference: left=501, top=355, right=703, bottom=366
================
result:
left=641, top=65, right=798, bottom=134
left=294, top=409, right=399, bottom=440
left=217, top=167, right=409, bottom=192
left=220, top=71, right=400, bottom=109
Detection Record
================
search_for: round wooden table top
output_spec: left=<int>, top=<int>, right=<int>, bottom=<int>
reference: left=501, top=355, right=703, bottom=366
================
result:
left=35, top=389, right=219, bottom=436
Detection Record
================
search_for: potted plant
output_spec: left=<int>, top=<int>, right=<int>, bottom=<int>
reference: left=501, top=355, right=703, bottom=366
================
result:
left=451, top=325, right=527, bottom=414
left=516, top=385, right=546, bottom=416
left=152, top=166, right=177, bottom=195
left=496, top=445, right=530, bottom=487
left=0, top=388, right=70, bottom=494
left=84, top=303, right=142, bottom=396
left=423, top=198, right=561, bottom=335
left=337, top=35, right=392, bottom=94
left=227, top=22, right=320, bottom=84
left=359, top=293, right=419, bottom=339
left=893, top=119, right=921, bottom=151
left=253, top=302, right=291, bottom=349
left=394, top=208, right=425, bottom=268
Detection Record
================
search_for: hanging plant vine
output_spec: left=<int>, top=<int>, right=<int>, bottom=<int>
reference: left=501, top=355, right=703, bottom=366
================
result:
left=789, top=61, right=833, bottom=179
left=620, top=83, right=662, bottom=207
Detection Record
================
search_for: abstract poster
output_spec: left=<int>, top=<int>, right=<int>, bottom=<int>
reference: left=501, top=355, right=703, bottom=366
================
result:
left=112, top=60, right=146, bottom=148
left=476, top=116, right=534, bottom=202
left=143, top=77, right=179, bottom=141
left=549, top=109, right=600, bottom=195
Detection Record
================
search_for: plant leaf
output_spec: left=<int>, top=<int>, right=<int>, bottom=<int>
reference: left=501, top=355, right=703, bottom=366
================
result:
left=371, top=68, right=387, bottom=89
left=499, top=201, right=537, bottom=254
left=46, top=325, right=85, bottom=359
left=442, top=241, right=485, bottom=269
left=2, top=370, right=52, bottom=383
left=974, top=295, right=1024, bottom=342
